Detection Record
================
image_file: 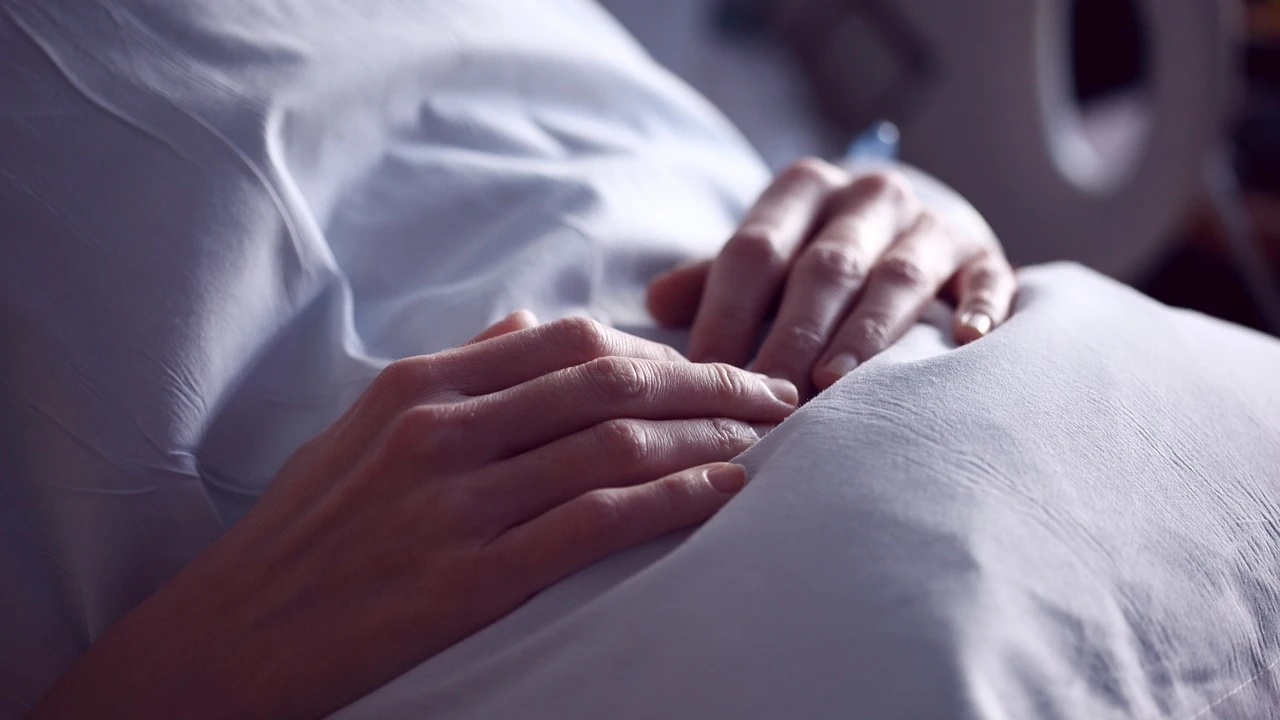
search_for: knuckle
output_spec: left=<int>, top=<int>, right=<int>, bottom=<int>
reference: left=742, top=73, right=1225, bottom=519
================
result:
left=781, top=156, right=840, bottom=186
left=773, top=323, right=828, bottom=356
left=595, top=419, right=651, bottom=466
left=384, top=404, right=450, bottom=458
left=851, top=169, right=911, bottom=205
left=965, top=261, right=1009, bottom=293
left=850, top=315, right=894, bottom=353
left=576, top=490, right=626, bottom=536
left=964, top=290, right=997, bottom=310
left=385, top=401, right=482, bottom=460
left=968, top=265, right=999, bottom=286
left=550, top=316, right=612, bottom=362
left=374, top=357, right=435, bottom=398
left=584, top=356, right=647, bottom=400
left=723, top=227, right=784, bottom=268
left=799, top=244, right=867, bottom=287
left=707, top=417, right=757, bottom=454
left=707, top=362, right=751, bottom=402
left=875, top=255, right=930, bottom=290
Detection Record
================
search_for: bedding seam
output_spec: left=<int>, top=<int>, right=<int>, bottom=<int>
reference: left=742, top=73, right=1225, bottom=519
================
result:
left=1185, top=652, right=1280, bottom=719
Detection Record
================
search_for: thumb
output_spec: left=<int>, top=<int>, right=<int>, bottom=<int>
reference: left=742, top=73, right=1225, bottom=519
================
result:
left=645, top=259, right=712, bottom=329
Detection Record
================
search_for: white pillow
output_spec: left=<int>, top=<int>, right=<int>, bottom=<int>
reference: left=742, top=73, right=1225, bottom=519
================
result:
left=335, top=264, right=1280, bottom=720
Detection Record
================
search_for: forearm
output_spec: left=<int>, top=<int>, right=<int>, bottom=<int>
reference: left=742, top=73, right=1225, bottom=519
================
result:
left=28, top=526, right=291, bottom=719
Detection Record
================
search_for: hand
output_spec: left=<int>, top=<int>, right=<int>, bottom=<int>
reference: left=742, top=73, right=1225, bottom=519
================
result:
left=29, top=315, right=798, bottom=720
left=646, top=157, right=1017, bottom=396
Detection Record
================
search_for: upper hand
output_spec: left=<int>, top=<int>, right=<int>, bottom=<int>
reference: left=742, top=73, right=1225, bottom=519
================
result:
left=646, top=157, right=1017, bottom=396
left=30, top=314, right=797, bottom=720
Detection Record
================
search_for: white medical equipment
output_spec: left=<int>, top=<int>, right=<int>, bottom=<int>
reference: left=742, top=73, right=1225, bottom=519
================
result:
left=767, top=0, right=1239, bottom=281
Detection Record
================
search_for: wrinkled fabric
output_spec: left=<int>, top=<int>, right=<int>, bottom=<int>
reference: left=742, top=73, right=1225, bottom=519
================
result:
left=0, top=3, right=765, bottom=710
left=1, top=1, right=1279, bottom=719
left=335, top=268, right=1280, bottom=719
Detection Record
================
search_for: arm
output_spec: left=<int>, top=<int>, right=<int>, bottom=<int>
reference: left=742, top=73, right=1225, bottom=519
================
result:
left=27, top=316, right=798, bottom=720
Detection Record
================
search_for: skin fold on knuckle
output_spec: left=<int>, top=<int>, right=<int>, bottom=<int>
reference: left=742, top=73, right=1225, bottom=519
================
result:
left=704, top=418, right=759, bottom=456
left=847, top=315, right=894, bottom=357
left=373, top=357, right=441, bottom=403
left=966, top=260, right=1014, bottom=298
left=798, top=244, right=866, bottom=289
left=961, top=292, right=998, bottom=316
left=779, top=156, right=845, bottom=191
left=548, top=316, right=612, bottom=364
left=583, top=356, right=647, bottom=402
left=844, top=170, right=911, bottom=209
left=874, top=254, right=931, bottom=291
left=705, top=362, right=753, bottom=405
left=784, top=156, right=834, bottom=179
left=594, top=419, right=653, bottom=468
left=385, top=404, right=444, bottom=450
left=381, top=404, right=456, bottom=467
left=964, top=265, right=1003, bottom=294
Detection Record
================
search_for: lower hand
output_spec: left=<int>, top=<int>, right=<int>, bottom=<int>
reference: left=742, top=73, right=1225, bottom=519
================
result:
left=30, top=315, right=798, bottom=720
left=646, top=157, right=1017, bottom=396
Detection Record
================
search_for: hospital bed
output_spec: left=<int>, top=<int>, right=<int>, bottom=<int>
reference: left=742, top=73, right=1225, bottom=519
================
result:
left=2, top=1, right=1280, bottom=718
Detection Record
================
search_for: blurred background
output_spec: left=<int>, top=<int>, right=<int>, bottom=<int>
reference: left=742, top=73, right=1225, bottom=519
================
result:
left=600, top=0, right=1280, bottom=336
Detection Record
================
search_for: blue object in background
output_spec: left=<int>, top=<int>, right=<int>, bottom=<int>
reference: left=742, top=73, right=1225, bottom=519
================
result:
left=845, top=121, right=900, bottom=161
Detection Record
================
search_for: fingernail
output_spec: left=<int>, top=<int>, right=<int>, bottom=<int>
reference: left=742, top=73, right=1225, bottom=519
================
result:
left=750, top=423, right=777, bottom=439
left=960, top=311, right=993, bottom=337
left=762, top=377, right=799, bottom=406
left=706, top=463, right=747, bottom=493
left=823, top=353, right=860, bottom=380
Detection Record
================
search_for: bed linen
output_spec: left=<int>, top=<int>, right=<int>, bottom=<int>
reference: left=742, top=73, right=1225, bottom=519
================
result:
left=2, top=1, right=1279, bottom=717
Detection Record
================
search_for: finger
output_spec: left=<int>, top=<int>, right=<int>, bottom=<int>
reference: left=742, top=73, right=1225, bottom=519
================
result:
left=431, top=317, right=687, bottom=396
left=951, top=252, right=1016, bottom=344
left=473, top=358, right=798, bottom=457
left=813, top=215, right=969, bottom=390
left=473, top=418, right=761, bottom=527
left=688, top=158, right=846, bottom=365
left=645, top=259, right=712, bottom=328
left=465, top=310, right=539, bottom=345
left=485, top=462, right=747, bottom=596
left=750, top=173, right=915, bottom=393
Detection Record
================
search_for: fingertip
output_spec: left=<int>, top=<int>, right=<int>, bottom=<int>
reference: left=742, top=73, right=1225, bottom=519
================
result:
left=645, top=268, right=702, bottom=329
left=954, top=310, right=994, bottom=344
left=644, top=274, right=679, bottom=326
left=704, top=463, right=747, bottom=494
left=812, top=352, right=860, bottom=390
left=758, top=375, right=800, bottom=407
